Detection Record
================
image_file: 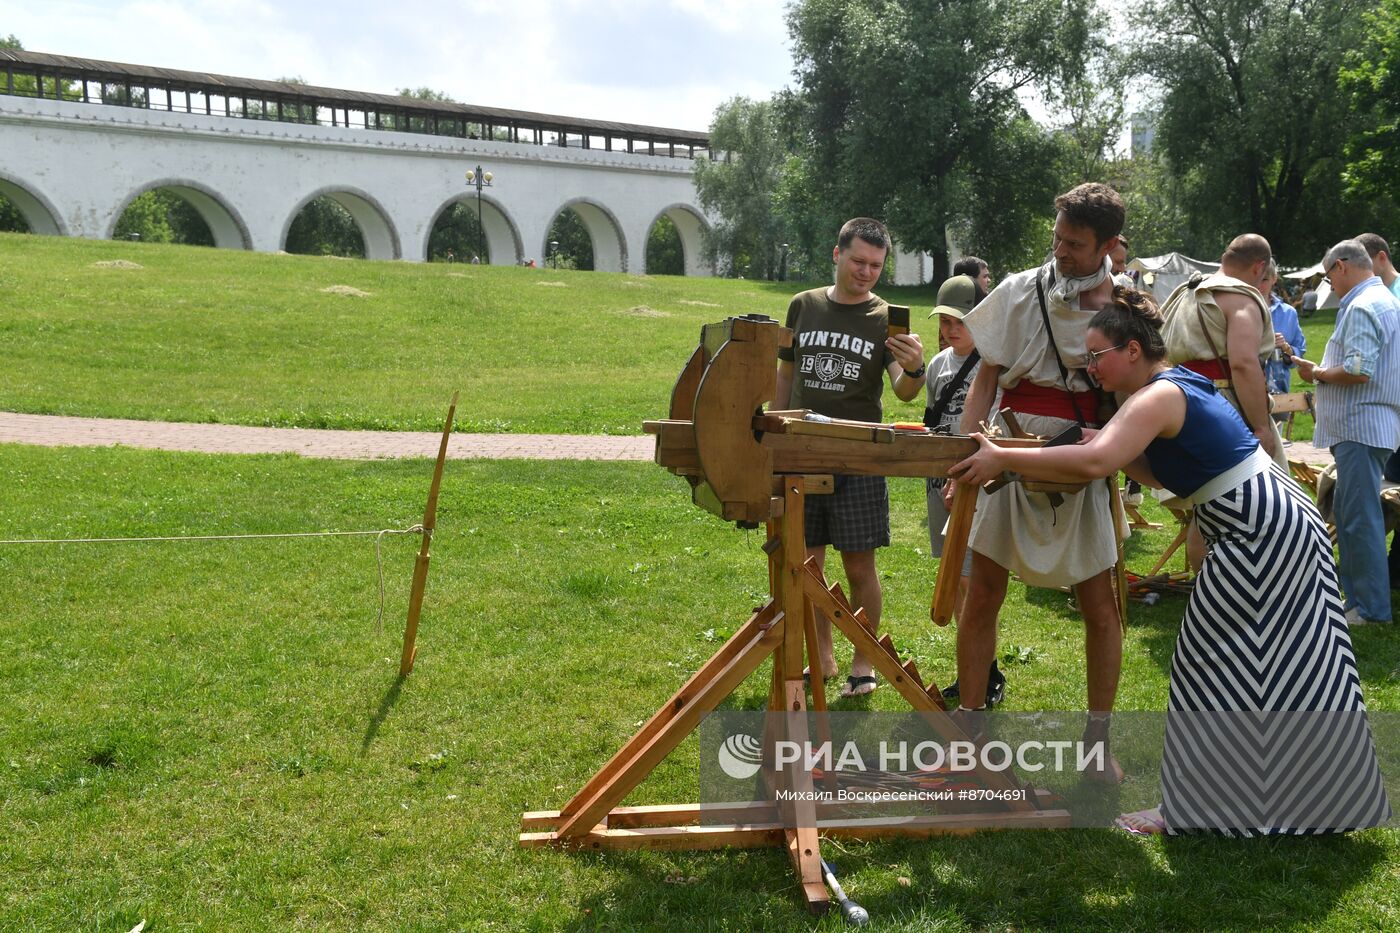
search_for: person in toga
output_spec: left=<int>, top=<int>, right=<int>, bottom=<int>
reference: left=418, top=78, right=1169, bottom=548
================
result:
left=949, top=182, right=1128, bottom=782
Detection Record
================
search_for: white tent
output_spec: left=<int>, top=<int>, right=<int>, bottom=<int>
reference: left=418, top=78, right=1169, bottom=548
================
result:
left=1282, top=262, right=1339, bottom=310
left=1127, top=252, right=1219, bottom=305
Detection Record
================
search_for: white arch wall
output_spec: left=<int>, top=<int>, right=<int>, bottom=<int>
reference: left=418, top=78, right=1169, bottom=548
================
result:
left=0, top=94, right=714, bottom=273
left=0, top=172, right=67, bottom=235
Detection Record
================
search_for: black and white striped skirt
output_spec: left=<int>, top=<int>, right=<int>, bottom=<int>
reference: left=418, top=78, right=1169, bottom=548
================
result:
left=1160, top=466, right=1392, bottom=835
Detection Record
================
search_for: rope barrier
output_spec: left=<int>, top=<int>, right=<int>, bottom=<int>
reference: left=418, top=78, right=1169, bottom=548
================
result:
left=0, top=524, right=427, bottom=632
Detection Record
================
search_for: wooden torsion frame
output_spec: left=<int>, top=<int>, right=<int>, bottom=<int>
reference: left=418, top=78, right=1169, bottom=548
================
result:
left=520, top=316, right=1075, bottom=915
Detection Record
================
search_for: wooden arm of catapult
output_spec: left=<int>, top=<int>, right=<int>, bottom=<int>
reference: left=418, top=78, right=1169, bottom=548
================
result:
left=642, top=315, right=1086, bottom=625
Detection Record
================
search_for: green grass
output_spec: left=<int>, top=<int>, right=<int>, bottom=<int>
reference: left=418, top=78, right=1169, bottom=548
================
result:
left=2, top=444, right=1397, bottom=930
left=0, top=233, right=949, bottom=435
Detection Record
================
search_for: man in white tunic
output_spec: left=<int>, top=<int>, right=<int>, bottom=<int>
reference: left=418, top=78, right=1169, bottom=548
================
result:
left=952, top=183, right=1126, bottom=781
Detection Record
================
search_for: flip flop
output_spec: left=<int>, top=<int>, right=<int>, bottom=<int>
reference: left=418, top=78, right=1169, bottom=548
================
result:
left=840, top=675, right=878, bottom=698
left=1114, top=807, right=1166, bottom=836
left=802, top=668, right=837, bottom=685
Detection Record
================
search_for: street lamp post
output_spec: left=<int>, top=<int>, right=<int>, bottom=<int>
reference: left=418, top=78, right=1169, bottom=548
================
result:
left=464, top=165, right=493, bottom=263
left=549, top=239, right=559, bottom=269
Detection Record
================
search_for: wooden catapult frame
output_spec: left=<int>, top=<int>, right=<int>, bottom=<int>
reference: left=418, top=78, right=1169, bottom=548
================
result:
left=520, top=316, right=1075, bottom=914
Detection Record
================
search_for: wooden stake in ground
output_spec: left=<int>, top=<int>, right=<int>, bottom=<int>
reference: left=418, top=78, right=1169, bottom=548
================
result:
left=399, top=392, right=458, bottom=675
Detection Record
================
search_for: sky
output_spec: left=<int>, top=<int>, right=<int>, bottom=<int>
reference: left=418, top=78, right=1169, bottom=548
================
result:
left=1, top=0, right=797, bottom=132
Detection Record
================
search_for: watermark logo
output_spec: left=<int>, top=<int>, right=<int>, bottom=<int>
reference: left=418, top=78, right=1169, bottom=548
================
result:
left=717, top=732, right=763, bottom=780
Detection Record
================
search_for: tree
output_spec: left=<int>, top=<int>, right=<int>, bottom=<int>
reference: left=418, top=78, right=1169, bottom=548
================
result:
left=285, top=198, right=365, bottom=257
left=785, top=0, right=1101, bottom=281
left=546, top=209, right=593, bottom=270
left=1340, top=0, right=1400, bottom=208
left=645, top=215, right=685, bottom=275
left=112, top=190, right=215, bottom=246
left=692, top=96, right=791, bottom=279
left=1131, top=0, right=1381, bottom=263
left=0, top=192, right=30, bottom=233
left=427, top=202, right=488, bottom=262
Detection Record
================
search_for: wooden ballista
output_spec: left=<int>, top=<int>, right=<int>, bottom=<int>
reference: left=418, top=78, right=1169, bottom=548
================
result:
left=521, top=316, right=1075, bottom=914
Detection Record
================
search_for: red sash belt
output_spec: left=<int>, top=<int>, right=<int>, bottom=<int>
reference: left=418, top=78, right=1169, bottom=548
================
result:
left=1181, top=359, right=1229, bottom=381
left=1002, top=380, right=1099, bottom=424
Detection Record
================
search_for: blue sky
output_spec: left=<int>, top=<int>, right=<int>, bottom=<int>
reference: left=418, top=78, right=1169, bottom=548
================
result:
left=1, top=0, right=796, bottom=131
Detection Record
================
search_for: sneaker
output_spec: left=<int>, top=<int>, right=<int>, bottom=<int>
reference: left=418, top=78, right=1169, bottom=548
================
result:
left=941, top=679, right=961, bottom=703
left=1344, top=606, right=1391, bottom=625
left=986, top=673, right=1006, bottom=708
left=1123, top=479, right=1143, bottom=508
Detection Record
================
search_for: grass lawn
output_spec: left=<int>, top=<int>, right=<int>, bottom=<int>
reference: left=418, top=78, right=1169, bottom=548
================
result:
left=1, top=232, right=1340, bottom=441
left=2, top=444, right=1397, bottom=930
left=0, top=233, right=946, bottom=435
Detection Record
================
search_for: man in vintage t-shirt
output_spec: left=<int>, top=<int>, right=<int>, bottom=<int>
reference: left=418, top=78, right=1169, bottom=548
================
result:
left=775, top=217, right=927, bottom=697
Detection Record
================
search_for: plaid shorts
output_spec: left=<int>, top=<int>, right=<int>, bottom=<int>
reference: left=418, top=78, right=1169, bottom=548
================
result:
left=804, top=474, right=890, bottom=552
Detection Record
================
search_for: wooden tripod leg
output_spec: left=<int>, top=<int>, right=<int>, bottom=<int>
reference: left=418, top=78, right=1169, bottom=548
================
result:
left=1148, top=524, right=1190, bottom=577
left=558, top=602, right=775, bottom=823
left=400, top=392, right=458, bottom=675
left=779, top=478, right=826, bottom=908
left=931, top=481, right=977, bottom=626
left=1107, top=476, right=1128, bottom=626
left=804, top=565, right=1038, bottom=809
left=556, top=617, right=783, bottom=841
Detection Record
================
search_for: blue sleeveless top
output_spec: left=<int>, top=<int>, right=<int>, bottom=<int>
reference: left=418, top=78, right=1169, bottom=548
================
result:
left=1143, top=367, right=1259, bottom=498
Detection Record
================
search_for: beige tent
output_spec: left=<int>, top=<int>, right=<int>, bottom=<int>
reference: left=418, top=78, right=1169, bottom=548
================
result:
left=1127, top=252, right=1219, bottom=305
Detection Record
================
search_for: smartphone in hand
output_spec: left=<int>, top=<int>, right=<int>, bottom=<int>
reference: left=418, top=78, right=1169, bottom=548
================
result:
left=887, top=305, right=910, bottom=338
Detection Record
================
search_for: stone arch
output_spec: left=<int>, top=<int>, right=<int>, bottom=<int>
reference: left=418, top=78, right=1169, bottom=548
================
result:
left=0, top=171, right=68, bottom=236
left=424, top=192, right=523, bottom=265
left=280, top=186, right=401, bottom=260
left=546, top=198, right=628, bottom=273
left=104, top=178, right=252, bottom=249
left=644, top=203, right=712, bottom=277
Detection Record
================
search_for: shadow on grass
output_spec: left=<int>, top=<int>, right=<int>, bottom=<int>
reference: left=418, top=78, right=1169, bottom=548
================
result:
left=555, top=825, right=1387, bottom=930
left=361, top=673, right=407, bottom=755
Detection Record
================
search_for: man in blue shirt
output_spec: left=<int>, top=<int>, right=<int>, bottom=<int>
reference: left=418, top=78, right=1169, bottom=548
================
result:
left=1295, top=239, right=1400, bottom=624
left=1357, top=234, right=1400, bottom=587
left=1263, top=259, right=1305, bottom=395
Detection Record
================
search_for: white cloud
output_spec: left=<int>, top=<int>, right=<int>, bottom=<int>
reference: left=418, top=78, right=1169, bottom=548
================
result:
left=1, top=0, right=792, bottom=130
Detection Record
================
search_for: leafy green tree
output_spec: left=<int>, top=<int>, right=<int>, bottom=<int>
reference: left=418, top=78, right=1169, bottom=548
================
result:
left=1340, top=0, right=1400, bottom=207
left=112, top=190, right=215, bottom=246
left=1131, top=0, right=1382, bottom=263
left=692, top=96, right=792, bottom=279
left=546, top=209, right=593, bottom=271
left=0, top=192, right=30, bottom=233
left=1115, top=152, right=1195, bottom=259
left=427, top=202, right=488, bottom=263
left=645, top=215, right=684, bottom=275
left=785, top=0, right=1100, bottom=281
left=285, top=197, right=365, bottom=257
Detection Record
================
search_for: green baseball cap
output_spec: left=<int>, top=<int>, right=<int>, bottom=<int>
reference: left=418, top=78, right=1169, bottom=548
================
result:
left=928, top=274, right=977, bottom=319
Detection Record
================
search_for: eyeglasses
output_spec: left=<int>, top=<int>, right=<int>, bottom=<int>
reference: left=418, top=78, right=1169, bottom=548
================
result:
left=1086, top=344, right=1124, bottom=366
left=1325, top=258, right=1345, bottom=279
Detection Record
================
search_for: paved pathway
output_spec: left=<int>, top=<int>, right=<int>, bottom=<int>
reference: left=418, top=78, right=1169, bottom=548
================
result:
left=0, top=411, right=1334, bottom=466
left=0, top=412, right=654, bottom=460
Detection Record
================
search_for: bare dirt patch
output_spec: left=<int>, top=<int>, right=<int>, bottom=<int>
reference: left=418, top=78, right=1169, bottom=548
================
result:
left=320, top=285, right=372, bottom=298
left=92, top=260, right=143, bottom=270
left=536, top=281, right=568, bottom=287
left=619, top=305, right=670, bottom=318
left=678, top=300, right=722, bottom=307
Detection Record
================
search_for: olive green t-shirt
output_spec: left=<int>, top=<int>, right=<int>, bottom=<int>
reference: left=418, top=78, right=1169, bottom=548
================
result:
left=777, top=287, right=895, bottom=422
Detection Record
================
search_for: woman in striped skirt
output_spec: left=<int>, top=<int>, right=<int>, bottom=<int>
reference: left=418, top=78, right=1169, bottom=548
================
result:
left=950, top=286, right=1391, bottom=836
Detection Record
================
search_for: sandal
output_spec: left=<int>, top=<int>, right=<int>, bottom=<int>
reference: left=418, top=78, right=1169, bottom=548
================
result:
left=840, top=674, right=878, bottom=698
left=1114, top=807, right=1166, bottom=836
